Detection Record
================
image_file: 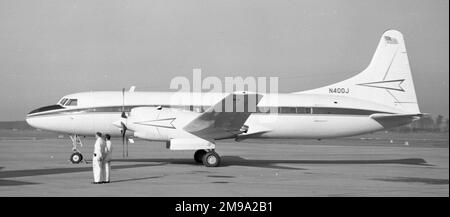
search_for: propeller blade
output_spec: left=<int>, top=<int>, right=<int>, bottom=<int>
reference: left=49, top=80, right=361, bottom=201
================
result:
left=121, top=121, right=127, bottom=158
left=121, top=88, right=127, bottom=118
left=120, top=87, right=130, bottom=158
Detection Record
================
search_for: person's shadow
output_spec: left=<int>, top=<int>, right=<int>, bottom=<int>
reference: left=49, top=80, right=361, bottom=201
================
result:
left=111, top=175, right=164, bottom=183
left=0, top=163, right=166, bottom=179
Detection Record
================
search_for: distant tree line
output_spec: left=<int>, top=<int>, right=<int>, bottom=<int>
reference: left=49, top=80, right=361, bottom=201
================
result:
left=391, top=115, right=449, bottom=133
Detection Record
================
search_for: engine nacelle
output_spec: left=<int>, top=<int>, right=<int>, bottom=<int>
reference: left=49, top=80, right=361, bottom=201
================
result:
left=126, top=106, right=200, bottom=141
left=166, top=138, right=215, bottom=150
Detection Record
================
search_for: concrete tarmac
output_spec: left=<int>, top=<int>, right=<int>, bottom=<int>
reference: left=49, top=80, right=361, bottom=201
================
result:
left=0, top=132, right=448, bottom=196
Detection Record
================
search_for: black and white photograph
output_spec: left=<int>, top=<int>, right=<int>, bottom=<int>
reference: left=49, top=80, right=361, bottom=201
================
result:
left=0, top=0, right=448, bottom=206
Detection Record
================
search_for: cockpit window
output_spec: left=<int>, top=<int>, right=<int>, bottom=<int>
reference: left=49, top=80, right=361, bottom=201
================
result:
left=59, top=98, right=68, bottom=105
left=65, top=99, right=78, bottom=106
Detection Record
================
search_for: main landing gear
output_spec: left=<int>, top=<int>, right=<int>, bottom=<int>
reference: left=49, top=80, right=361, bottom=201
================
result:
left=194, top=149, right=221, bottom=167
left=69, top=134, right=86, bottom=164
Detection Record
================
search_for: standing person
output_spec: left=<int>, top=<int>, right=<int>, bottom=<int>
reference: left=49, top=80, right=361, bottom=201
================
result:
left=92, top=132, right=104, bottom=184
left=103, top=134, right=113, bottom=183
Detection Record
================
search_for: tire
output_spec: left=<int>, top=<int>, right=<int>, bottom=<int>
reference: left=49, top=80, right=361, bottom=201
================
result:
left=194, top=150, right=207, bottom=163
left=70, top=152, right=83, bottom=164
left=202, top=151, right=221, bottom=167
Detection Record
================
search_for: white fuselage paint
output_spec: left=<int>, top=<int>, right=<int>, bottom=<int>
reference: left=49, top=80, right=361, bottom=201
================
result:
left=26, top=91, right=406, bottom=140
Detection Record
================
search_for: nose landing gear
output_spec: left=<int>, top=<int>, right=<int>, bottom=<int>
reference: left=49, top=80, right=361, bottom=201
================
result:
left=69, top=134, right=87, bottom=164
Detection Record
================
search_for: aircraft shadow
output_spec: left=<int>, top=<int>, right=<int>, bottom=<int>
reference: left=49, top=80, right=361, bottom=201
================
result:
left=0, top=163, right=167, bottom=179
left=113, top=156, right=431, bottom=170
left=372, top=177, right=449, bottom=185
left=0, top=157, right=431, bottom=184
left=0, top=179, right=39, bottom=187
left=113, top=157, right=305, bottom=170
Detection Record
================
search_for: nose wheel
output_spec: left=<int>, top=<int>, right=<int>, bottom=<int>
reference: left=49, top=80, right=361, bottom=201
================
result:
left=69, top=134, right=87, bottom=164
left=70, top=152, right=83, bottom=164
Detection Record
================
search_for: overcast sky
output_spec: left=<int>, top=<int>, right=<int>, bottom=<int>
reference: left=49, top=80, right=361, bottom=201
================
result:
left=0, top=0, right=448, bottom=121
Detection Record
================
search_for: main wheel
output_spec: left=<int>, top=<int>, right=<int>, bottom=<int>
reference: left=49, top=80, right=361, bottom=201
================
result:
left=194, top=150, right=207, bottom=163
left=70, top=152, right=83, bottom=164
left=202, top=151, right=221, bottom=167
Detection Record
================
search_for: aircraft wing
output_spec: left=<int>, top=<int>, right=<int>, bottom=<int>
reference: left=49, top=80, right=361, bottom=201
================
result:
left=183, top=92, right=262, bottom=140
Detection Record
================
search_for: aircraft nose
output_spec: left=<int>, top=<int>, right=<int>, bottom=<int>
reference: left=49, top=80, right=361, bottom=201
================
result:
left=26, top=104, right=65, bottom=130
left=25, top=116, right=37, bottom=128
left=26, top=112, right=58, bottom=131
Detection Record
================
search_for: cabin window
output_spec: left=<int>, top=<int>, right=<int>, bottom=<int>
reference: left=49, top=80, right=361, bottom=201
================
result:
left=296, top=107, right=311, bottom=114
left=304, top=108, right=312, bottom=114
left=296, top=107, right=306, bottom=114
left=280, top=107, right=296, bottom=114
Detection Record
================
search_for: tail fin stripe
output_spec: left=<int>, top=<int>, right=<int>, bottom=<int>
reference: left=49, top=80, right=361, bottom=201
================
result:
left=357, top=79, right=405, bottom=92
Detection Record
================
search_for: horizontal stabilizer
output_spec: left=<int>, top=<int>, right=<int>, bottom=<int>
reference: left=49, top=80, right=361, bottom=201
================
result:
left=370, top=113, right=424, bottom=129
left=370, top=113, right=424, bottom=119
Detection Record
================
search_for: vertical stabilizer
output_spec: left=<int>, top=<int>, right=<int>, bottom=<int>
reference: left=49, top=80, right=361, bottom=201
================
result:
left=295, top=30, right=420, bottom=114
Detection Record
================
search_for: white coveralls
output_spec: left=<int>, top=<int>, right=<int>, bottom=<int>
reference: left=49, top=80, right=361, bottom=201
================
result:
left=102, top=140, right=113, bottom=182
left=92, top=137, right=104, bottom=183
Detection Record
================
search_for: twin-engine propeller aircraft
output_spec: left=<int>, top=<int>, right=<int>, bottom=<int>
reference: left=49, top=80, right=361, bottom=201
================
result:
left=26, top=30, right=423, bottom=167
